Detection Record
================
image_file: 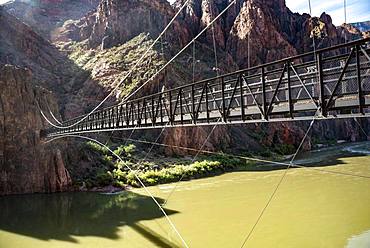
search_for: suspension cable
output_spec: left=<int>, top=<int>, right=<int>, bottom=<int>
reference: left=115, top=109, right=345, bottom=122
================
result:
left=344, top=0, right=347, bottom=25
left=45, top=0, right=193, bottom=129
left=354, top=117, right=370, bottom=139
left=121, top=0, right=237, bottom=103
left=160, top=0, right=230, bottom=202
left=193, top=41, right=196, bottom=84
left=44, top=96, right=62, bottom=125
left=239, top=2, right=325, bottom=244
left=239, top=108, right=319, bottom=248
left=45, top=133, right=189, bottom=247
left=163, top=117, right=222, bottom=205
left=344, top=0, right=348, bottom=44
left=308, top=0, right=317, bottom=57
left=209, top=0, right=220, bottom=77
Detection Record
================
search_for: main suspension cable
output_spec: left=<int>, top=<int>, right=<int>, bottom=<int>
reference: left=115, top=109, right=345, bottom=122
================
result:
left=209, top=0, right=220, bottom=77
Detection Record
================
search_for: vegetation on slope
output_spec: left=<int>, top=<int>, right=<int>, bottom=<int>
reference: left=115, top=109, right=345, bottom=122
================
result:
left=60, top=33, right=167, bottom=100
left=70, top=141, right=256, bottom=189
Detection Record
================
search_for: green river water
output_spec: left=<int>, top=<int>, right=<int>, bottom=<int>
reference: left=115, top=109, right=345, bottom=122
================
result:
left=0, top=142, right=369, bottom=248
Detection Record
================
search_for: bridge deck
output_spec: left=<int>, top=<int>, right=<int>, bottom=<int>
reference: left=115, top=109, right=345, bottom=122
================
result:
left=46, top=38, right=370, bottom=137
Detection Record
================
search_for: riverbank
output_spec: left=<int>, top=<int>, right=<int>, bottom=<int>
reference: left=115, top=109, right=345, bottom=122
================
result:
left=69, top=141, right=283, bottom=191
left=68, top=141, right=370, bottom=192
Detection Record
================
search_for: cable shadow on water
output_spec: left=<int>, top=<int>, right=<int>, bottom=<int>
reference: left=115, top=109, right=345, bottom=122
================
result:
left=0, top=191, right=181, bottom=247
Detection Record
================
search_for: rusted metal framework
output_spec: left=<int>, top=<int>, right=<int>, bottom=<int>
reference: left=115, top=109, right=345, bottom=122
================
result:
left=47, top=38, right=370, bottom=137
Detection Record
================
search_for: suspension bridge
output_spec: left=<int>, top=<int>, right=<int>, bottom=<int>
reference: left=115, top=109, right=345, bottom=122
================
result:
left=44, top=38, right=370, bottom=138
left=38, top=1, right=370, bottom=247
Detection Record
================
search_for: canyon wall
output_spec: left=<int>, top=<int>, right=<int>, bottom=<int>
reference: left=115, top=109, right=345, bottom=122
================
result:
left=0, top=65, right=71, bottom=195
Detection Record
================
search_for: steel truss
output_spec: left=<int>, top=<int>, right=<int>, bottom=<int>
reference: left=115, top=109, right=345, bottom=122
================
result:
left=46, top=38, right=370, bottom=137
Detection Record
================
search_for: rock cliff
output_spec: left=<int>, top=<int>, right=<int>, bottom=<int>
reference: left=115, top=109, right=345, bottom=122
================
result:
left=0, top=65, right=71, bottom=195
left=54, top=0, right=191, bottom=49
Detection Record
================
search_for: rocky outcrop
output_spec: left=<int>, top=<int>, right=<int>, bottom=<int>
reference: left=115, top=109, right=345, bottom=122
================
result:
left=177, top=0, right=366, bottom=68
left=226, top=0, right=298, bottom=67
left=0, top=65, right=71, bottom=195
left=163, top=126, right=232, bottom=155
left=59, top=0, right=191, bottom=49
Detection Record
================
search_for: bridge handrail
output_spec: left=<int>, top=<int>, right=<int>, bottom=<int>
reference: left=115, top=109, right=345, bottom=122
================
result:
left=59, top=37, right=370, bottom=125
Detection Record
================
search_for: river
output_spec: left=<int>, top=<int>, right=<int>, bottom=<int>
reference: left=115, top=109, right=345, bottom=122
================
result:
left=0, top=142, right=369, bottom=248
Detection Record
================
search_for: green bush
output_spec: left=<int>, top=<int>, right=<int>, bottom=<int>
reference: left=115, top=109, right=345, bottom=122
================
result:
left=209, top=154, right=243, bottom=169
left=125, top=160, right=222, bottom=187
left=124, top=144, right=136, bottom=155
left=96, top=171, right=113, bottom=186
left=86, top=141, right=109, bottom=155
left=113, top=144, right=136, bottom=157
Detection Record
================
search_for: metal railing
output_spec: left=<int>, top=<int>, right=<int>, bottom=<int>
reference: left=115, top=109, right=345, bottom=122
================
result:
left=46, top=38, right=370, bottom=137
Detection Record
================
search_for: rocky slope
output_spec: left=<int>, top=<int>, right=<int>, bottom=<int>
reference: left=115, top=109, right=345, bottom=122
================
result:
left=52, top=0, right=191, bottom=49
left=0, top=65, right=71, bottom=195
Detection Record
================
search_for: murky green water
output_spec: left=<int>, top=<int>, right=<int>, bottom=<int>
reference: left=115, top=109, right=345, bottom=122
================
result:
left=1, top=143, right=369, bottom=248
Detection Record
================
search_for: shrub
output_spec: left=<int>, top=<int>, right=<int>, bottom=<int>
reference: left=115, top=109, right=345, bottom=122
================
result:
left=124, top=144, right=136, bottom=155
left=86, top=141, right=109, bottom=155
left=125, top=160, right=222, bottom=187
left=96, top=171, right=113, bottom=186
left=113, top=144, right=136, bottom=157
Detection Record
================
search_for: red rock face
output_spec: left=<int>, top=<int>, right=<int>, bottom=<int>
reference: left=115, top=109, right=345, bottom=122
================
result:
left=70, top=0, right=192, bottom=49
left=0, top=65, right=71, bottom=195
left=226, top=0, right=298, bottom=67
left=177, top=0, right=365, bottom=68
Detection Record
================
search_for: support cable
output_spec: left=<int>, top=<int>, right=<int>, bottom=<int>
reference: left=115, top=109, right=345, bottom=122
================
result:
left=163, top=4, right=221, bottom=205
left=193, top=42, right=196, bottom=84
left=45, top=134, right=189, bottom=248
left=121, top=0, right=237, bottom=103
left=344, top=0, right=348, bottom=45
left=239, top=2, right=323, bottom=244
left=44, top=0, right=193, bottom=129
left=157, top=0, right=236, bottom=206
left=45, top=100, right=62, bottom=125
left=239, top=109, right=318, bottom=248
left=209, top=0, right=220, bottom=77
left=354, top=117, right=370, bottom=139
left=163, top=117, right=222, bottom=205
